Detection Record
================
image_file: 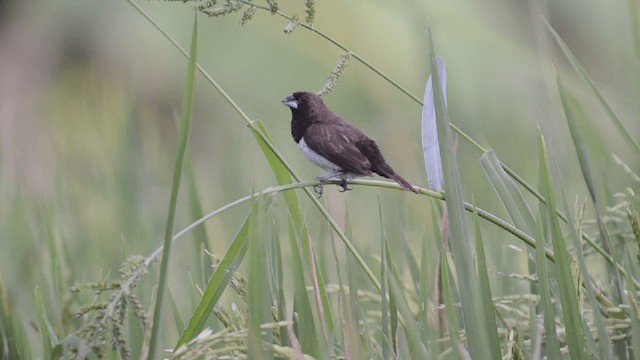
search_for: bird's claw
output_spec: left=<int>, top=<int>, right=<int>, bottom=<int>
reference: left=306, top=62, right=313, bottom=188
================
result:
left=313, top=184, right=324, bottom=198
left=313, top=176, right=352, bottom=197
left=313, top=179, right=326, bottom=198
left=338, top=179, right=352, bottom=192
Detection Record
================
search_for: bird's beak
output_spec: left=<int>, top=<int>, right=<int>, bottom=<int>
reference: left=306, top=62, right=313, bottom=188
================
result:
left=281, top=94, right=298, bottom=109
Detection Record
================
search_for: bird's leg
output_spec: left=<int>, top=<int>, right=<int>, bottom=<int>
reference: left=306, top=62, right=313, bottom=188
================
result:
left=314, top=172, right=342, bottom=198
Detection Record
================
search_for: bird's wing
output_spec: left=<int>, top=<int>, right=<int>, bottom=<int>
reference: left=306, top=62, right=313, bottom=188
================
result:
left=303, top=124, right=372, bottom=175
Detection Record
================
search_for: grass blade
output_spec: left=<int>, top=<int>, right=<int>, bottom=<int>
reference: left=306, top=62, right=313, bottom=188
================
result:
left=480, top=150, right=536, bottom=236
left=175, top=212, right=253, bottom=348
left=440, top=252, right=461, bottom=360
left=386, top=246, right=430, bottom=358
left=537, top=130, right=587, bottom=359
left=380, top=206, right=390, bottom=360
left=471, top=206, right=502, bottom=358
left=185, top=159, right=213, bottom=285
left=561, top=194, right=611, bottom=358
left=427, top=27, right=489, bottom=359
left=148, top=12, right=198, bottom=359
left=534, top=215, right=561, bottom=358
left=544, top=17, right=640, bottom=158
left=555, top=73, right=622, bottom=289
left=247, top=198, right=272, bottom=360
left=0, top=274, right=26, bottom=359
left=34, top=287, right=55, bottom=357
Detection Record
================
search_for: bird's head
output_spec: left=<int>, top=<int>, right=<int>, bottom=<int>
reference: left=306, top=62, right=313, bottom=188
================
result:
left=281, top=91, right=326, bottom=119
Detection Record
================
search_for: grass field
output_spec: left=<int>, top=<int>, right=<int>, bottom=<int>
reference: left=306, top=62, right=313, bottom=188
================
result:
left=1, top=0, right=640, bottom=359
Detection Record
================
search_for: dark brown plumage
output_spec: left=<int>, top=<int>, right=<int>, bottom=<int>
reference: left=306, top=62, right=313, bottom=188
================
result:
left=281, top=91, right=418, bottom=195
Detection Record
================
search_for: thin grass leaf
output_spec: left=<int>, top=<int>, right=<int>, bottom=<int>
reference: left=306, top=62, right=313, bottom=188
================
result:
left=305, top=236, right=331, bottom=350
left=377, top=196, right=398, bottom=358
left=185, top=159, right=213, bottom=284
left=543, top=17, right=640, bottom=158
left=380, top=203, right=390, bottom=360
left=0, top=275, right=24, bottom=359
left=422, top=56, right=445, bottom=192
left=480, top=149, right=541, bottom=306
left=386, top=247, right=430, bottom=358
left=418, top=230, right=431, bottom=346
left=167, top=287, right=184, bottom=338
left=287, top=219, right=322, bottom=358
left=248, top=198, right=272, bottom=360
left=427, top=27, right=490, bottom=359
left=175, top=212, right=253, bottom=348
left=271, top=227, right=289, bottom=347
left=558, top=184, right=612, bottom=358
left=555, top=73, right=622, bottom=295
left=480, top=150, right=536, bottom=236
left=537, top=130, right=587, bottom=359
left=344, top=208, right=363, bottom=358
left=628, top=0, right=640, bottom=58
left=148, top=13, right=198, bottom=359
left=35, top=287, right=55, bottom=357
left=472, top=206, right=502, bottom=358
left=534, top=215, right=561, bottom=358
left=440, top=253, right=461, bottom=360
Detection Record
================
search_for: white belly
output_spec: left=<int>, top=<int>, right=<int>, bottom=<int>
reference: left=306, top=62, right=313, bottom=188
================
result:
left=299, top=138, right=341, bottom=173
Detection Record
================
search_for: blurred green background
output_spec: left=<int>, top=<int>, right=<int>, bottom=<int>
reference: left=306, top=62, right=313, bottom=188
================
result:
left=1, top=0, right=638, bottom=355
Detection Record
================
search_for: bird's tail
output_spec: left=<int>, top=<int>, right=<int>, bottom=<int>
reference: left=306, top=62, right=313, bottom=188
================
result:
left=375, top=164, right=419, bottom=193
left=390, top=172, right=419, bottom=193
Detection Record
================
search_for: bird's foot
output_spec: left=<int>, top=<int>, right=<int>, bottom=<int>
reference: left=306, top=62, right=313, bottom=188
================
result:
left=338, top=179, right=353, bottom=192
left=313, top=177, right=327, bottom=198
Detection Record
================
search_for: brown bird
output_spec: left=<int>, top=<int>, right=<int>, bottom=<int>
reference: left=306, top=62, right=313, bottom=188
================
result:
left=281, top=91, right=418, bottom=197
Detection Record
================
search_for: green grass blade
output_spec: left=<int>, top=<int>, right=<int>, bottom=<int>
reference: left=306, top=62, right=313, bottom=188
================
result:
left=0, top=275, right=23, bottom=359
left=537, top=130, right=587, bottom=359
left=386, top=249, right=430, bottom=358
left=167, top=286, right=184, bottom=337
left=247, top=198, right=272, bottom=360
left=629, top=0, right=640, bottom=58
left=377, top=197, right=398, bottom=357
left=440, top=252, right=461, bottom=360
left=558, top=181, right=612, bottom=358
left=554, top=73, right=598, bottom=204
left=480, top=150, right=536, bottom=236
left=555, top=72, right=623, bottom=297
left=418, top=230, right=431, bottom=346
left=271, top=227, right=289, bottom=347
left=175, top=212, right=252, bottom=348
left=534, top=215, right=561, bottom=358
left=185, top=159, right=213, bottom=285
left=544, top=17, right=640, bottom=158
left=35, top=287, right=55, bottom=357
left=480, top=150, right=540, bottom=300
left=148, top=13, right=198, bottom=359
left=287, top=219, right=321, bottom=358
left=380, top=207, right=390, bottom=360
left=427, top=27, right=489, bottom=359
left=472, top=206, right=502, bottom=358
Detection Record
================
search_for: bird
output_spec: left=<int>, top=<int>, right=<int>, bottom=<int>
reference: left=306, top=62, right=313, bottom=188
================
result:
left=281, top=91, right=418, bottom=197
